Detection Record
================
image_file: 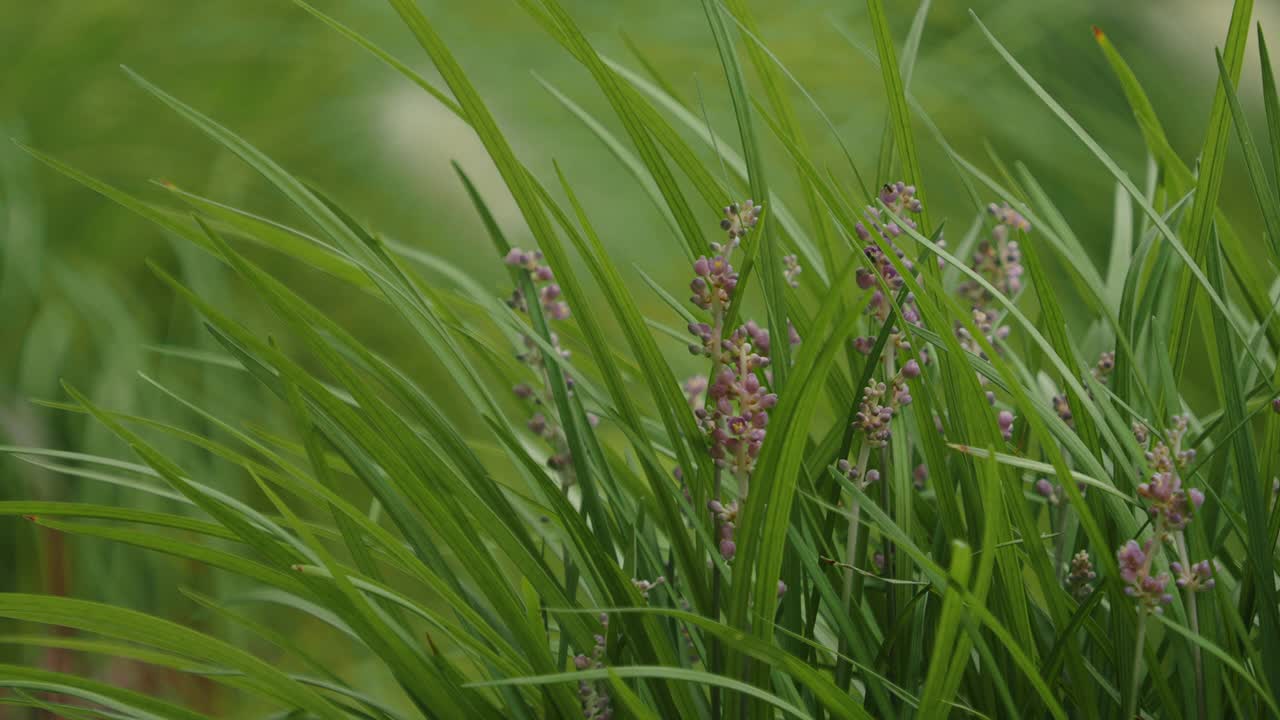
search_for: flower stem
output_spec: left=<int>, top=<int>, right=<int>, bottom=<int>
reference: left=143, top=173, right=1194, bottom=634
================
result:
left=841, top=444, right=873, bottom=609
left=1175, top=533, right=1205, bottom=720
left=1125, top=613, right=1147, bottom=720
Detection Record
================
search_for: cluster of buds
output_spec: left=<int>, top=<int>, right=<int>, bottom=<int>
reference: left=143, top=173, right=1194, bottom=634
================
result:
left=852, top=361, right=920, bottom=448
left=836, top=458, right=881, bottom=490
left=506, top=249, right=581, bottom=479
left=1093, top=351, right=1115, bottom=381
left=687, top=205, right=778, bottom=480
left=708, top=499, right=739, bottom=562
left=631, top=576, right=666, bottom=600
left=573, top=617, right=612, bottom=720
left=953, top=205, right=1030, bottom=414
left=1117, top=415, right=1215, bottom=614
left=1053, top=393, right=1074, bottom=427
left=690, top=254, right=739, bottom=311
left=783, top=254, right=802, bottom=288
left=1117, top=539, right=1173, bottom=612
left=524, top=411, right=569, bottom=471
left=852, top=182, right=930, bottom=356
left=960, top=203, right=1028, bottom=306
left=1170, top=559, right=1216, bottom=592
left=688, top=202, right=776, bottom=571
left=1137, top=416, right=1201, bottom=530
left=855, top=182, right=924, bottom=246
left=1051, top=351, right=1116, bottom=429
left=698, top=328, right=776, bottom=476
left=1067, top=550, right=1096, bottom=600
left=955, top=308, right=1010, bottom=361
left=505, top=248, right=569, bottom=319
left=1132, top=422, right=1149, bottom=445
left=720, top=200, right=762, bottom=242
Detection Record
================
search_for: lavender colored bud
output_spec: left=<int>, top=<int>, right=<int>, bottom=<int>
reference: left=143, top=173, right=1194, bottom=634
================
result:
left=504, top=248, right=528, bottom=266
left=1117, top=540, right=1146, bottom=583
left=694, top=256, right=711, bottom=276
left=998, top=410, right=1015, bottom=439
left=1188, top=488, right=1204, bottom=509
left=574, top=654, right=591, bottom=670
left=902, top=359, right=921, bottom=379
left=513, top=383, right=535, bottom=399
left=534, top=266, right=554, bottom=281
left=1034, top=478, right=1055, bottom=499
left=913, top=464, right=928, bottom=488
left=985, top=391, right=996, bottom=406
left=865, top=469, right=881, bottom=485
left=1273, top=397, right=1280, bottom=414
left=777, top=580, right=788, bottom=599
left=528, top=414, right=548, bottom=434
left=856, top=268, right=876, bottom=289
left=720, top=539, right=737, bottom=561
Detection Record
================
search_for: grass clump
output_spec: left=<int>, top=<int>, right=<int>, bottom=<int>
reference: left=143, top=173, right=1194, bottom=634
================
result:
left=3, top=0, right=1280, bottom=718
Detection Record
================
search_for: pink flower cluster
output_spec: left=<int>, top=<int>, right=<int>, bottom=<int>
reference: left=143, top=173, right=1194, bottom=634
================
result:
left=852, top=360, right=919, bottom=448
left=960, top=203, right=1027, bottom=305
left=1137, top=416, right=1201, bottom=530
left=1115, top=415, right=1215, bottom=614
left=1117, top=539, right=1173, bottom=612
left=505, top=248, right=578, bottom=477
left=687, top=201, right=774, bottom=563
left=573, top=615, right=612, bottom=720
left=505, top=248, right=569, bottom=319
left=851, top=182, right=928, bottom=354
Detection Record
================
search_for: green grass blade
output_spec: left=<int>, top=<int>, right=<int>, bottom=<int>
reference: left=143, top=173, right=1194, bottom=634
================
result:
left=1167, top=0, right=1255, bottom=380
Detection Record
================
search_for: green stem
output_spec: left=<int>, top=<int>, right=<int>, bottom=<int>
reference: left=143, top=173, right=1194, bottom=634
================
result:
left=1126, top=613, right=1147, bottom=720
left=841, top=444, right=873, bottom=613
left=1175, top=533, right=1205, bottom=720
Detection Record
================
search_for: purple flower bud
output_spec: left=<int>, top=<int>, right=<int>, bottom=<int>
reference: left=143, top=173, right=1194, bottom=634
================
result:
left=513, top=383, right=535, bottom=399
left=1035, top=478, right=1055, bottom=500
left=998, top=410, right=1015, bottom=440
left=528, top=413, right=547, bottom=435
left=856, top=268, right=876, bottom=290
left=865, top=469, right=881, bottom=485
left=720, top=539, right=737, bottom=561
left=1188, top=488, right=1204, bottom=509
left=777, top=580, right=788, bottom=598
left=574, top=654, right=591, bottom=670
left=504, top=248, right=529, bottom=266
left=902, top=359, right=921, bottom=379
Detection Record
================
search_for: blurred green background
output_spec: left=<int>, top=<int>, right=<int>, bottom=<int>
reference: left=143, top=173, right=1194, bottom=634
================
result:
left=1, top=0, right=1273, bottom=713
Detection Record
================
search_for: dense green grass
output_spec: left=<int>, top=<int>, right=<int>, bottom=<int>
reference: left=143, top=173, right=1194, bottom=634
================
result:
left=3, top=0, right=1280, bottom=717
